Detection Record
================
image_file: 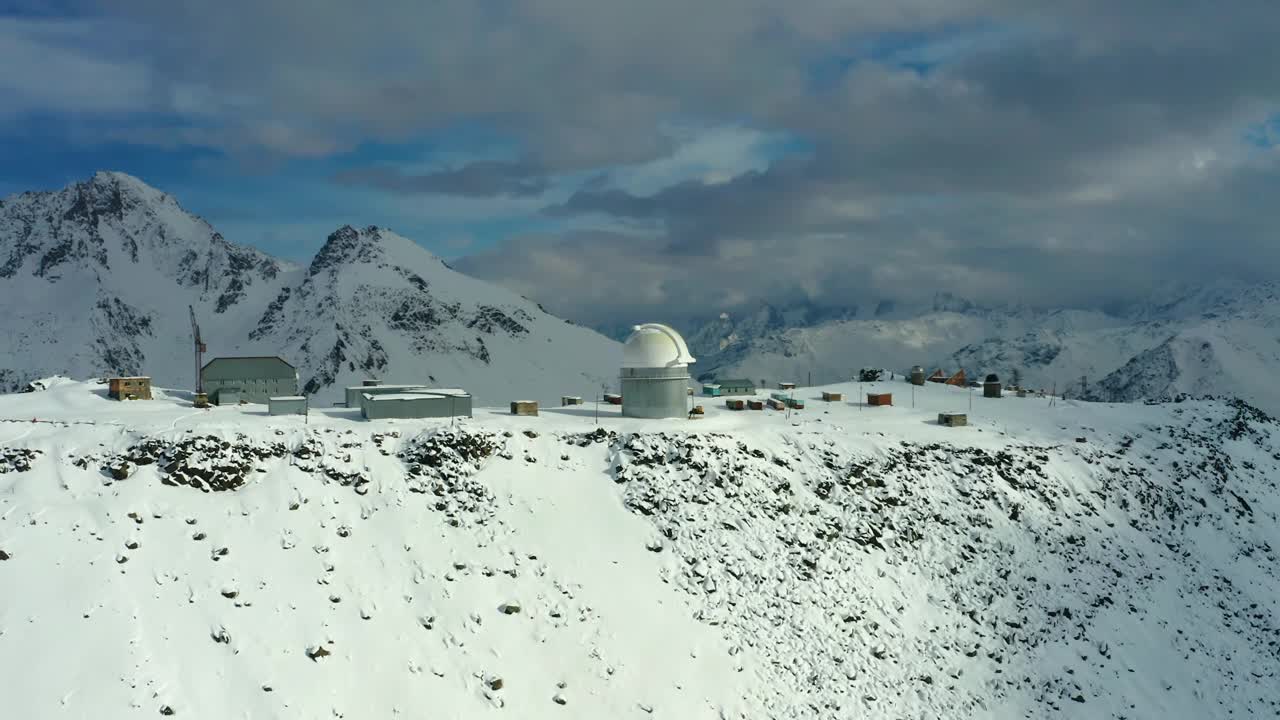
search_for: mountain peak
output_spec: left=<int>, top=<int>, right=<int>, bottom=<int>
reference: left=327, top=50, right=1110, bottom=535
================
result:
left=83, top=170, right=168, bottom=204
left=308, top=224, right=386, bottom=276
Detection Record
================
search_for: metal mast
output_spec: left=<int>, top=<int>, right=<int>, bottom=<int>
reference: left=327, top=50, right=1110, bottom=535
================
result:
left=189, top=305, right=206, bottom=393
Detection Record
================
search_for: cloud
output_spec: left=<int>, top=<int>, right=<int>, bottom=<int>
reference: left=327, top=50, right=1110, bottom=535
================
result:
left=7, top=0, right=1280, bottom=324
left=333, top=160, right=550, bottom=198
left=0, top=18, right=153, bottom=116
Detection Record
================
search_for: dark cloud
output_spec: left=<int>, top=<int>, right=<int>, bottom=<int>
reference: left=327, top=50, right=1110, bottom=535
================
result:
left=334, top=161, right=550, bottom=198
left=11, top=1, right=1280, bottom=321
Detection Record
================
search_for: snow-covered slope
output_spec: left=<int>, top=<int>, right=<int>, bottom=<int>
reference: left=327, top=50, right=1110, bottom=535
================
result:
left=1, top=381, right=1277, bottom=718
left=1092, top=316, right=1280, bottom=413
left=0, top=171, right=291, bottom=392
left=246, top=225, right=619, bottom=402
left=0, top=173, right=619, bottom=404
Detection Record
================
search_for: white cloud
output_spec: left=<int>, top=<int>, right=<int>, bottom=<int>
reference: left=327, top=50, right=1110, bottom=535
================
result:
left=606, top=124, right=792, bottom=196
left=0, top=18, right=152, bottom=116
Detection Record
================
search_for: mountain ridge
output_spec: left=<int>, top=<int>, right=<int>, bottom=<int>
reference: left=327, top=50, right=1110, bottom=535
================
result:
left=0, top=172, right=619, bottom=404
left=679, top=287, right=1280, bottom=412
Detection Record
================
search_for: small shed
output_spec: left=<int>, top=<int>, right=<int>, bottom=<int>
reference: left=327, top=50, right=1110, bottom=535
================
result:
left=604, top=393, right=622, bottom=405
left=909, top=366, right=927, bottom=386
left=511, top=400, right=539, bottom=417
left=561, top=396, right=584, bottom=406
left=269, top=396, right=308, bottom=416
left=778, top=381, right=797, bottom=390
left=822, top=391, right=843, bottom=402
left=867, top=393, right=893, bottom=406
left=767, top=398, right=787, bottom=410
left=108, top=377, right=152, bottom=400
left=702, top=384, right=723, bottom=397
left=726, top=399, right=745, bottom=411
left=747, top=399, right=764, bottom=410
left=938, top=413, right=968, bottom=427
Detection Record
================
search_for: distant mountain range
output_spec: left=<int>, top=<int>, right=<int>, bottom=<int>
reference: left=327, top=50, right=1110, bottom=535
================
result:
left=4, top=171, right=1274, bottom=413
left=679, top=285, right=1280, bottom=413
left=0, top=172, right=619, bottom=404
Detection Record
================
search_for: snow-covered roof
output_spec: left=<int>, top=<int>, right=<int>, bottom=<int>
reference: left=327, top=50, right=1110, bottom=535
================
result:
left=269, top=396, right=306, bottom=401
left=622, top=323, right=695, bottom=369
left=365, top=392, right=471, bottom=402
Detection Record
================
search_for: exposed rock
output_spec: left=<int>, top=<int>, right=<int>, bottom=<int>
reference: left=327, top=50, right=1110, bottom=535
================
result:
left=306, top=645, right=331, bottom=661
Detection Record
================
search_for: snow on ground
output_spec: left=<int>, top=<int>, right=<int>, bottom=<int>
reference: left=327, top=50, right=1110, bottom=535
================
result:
left=1, top=379, right=1278, bottom=719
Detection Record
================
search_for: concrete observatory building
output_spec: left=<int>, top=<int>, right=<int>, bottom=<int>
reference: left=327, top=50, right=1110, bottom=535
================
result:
left=621, top=323, right=696, bottom=419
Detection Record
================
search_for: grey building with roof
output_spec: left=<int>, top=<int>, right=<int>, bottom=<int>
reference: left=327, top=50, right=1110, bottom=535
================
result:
left=201, top=356, right=299, bottom=405
left=360, top=390, right=472, bottom=419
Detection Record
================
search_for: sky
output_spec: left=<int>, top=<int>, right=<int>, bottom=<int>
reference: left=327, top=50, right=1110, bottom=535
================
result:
left=2, top=1, right=1280, bottom=329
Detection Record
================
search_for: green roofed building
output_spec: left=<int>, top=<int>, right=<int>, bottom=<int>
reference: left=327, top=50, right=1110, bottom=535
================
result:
left=201, top=356, right=299, bottom=405
left=708, top=379, right=755, bottom=396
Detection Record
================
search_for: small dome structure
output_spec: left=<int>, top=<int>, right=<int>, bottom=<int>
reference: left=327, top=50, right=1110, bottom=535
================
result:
left=983, top=373, right=1002, bottom=398
left=622, top=323, right=695, bottom=369
left=620, top=323, right=695, bottom=419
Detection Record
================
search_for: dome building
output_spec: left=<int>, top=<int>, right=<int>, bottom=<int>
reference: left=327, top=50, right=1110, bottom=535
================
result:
left=620, top=323, right=695, bottom=419
left=984, top=373, right=1003, bottom=398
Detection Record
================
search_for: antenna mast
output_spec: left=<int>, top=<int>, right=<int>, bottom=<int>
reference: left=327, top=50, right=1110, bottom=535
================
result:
left=189, top=305, right=206, bottom=393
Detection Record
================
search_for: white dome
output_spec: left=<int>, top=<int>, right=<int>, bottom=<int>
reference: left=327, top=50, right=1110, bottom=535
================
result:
left=622, top=323, right=696, bottom=369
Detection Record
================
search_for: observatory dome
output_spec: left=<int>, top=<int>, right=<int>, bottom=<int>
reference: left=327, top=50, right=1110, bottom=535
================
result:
left=622, top=323, right=695, bottom=369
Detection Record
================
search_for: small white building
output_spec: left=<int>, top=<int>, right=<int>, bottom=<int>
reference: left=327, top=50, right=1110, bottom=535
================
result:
left=269, top=396, right=308, bottom=416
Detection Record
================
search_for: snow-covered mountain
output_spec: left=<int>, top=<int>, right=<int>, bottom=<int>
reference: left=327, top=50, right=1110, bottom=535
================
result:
left=685, top=287, right=1280, bottom=412
left=685, top=301, right=1159, bottom=388
left=1091, top=314, right=1280, bottom=410
left=1, top=380, right=1277, bottom=718
left=0, top=172, right=619, bottom=403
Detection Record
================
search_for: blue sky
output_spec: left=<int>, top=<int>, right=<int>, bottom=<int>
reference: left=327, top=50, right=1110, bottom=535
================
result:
left=2, top=0, right=1279, bottom=326
left=0, top=97, right=804, bottom=262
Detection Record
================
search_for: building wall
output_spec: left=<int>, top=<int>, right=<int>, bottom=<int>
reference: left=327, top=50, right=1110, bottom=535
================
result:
left=361, top=395, right=473, bottom=420
left=108, top=378, right=152, bottom=400
left=269, top=398, right=308, bottom=416
left=621, top=366, right=690, bottom=419
left=207, top=377, right=298, bottom=405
